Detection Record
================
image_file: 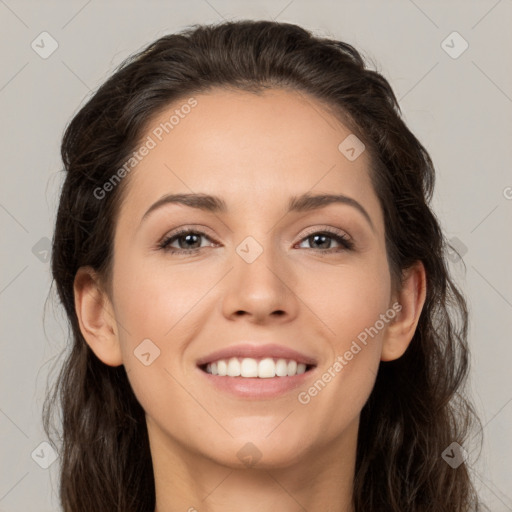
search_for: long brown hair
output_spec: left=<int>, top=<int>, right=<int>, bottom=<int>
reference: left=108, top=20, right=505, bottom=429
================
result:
left=43, top=19, right=486, bottom=511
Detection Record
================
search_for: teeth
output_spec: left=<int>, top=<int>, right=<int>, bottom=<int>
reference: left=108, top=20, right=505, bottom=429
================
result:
left=204, top=357, right=311, bottom=378
left=217, top=360, right=227, bottom=376
left=287, top=360, right=297, bottom=375
left=258, top=358, right=275, bottom=378
left=227, top=357, right=241, bottom=377
left=275, top=359, right=288, bottom=376
left=241, top=358, right=259, bottom=377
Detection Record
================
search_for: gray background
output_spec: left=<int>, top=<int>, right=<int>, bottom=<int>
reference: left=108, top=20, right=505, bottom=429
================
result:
left=1, top=0, right=511, bottom=510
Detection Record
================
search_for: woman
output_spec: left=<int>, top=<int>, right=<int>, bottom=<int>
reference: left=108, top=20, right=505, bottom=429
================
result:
left=43, top=19, right=485, bottom=511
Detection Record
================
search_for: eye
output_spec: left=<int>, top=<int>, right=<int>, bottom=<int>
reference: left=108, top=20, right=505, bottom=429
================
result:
left=158, top=229, right=216, bottom=254
left=296, top=229, right=354, bottom=253
left=158, top=227, right=354, bottom=255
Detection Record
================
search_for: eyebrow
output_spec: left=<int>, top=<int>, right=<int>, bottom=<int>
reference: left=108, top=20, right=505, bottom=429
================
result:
left=140, top=192, right=374, bottom=230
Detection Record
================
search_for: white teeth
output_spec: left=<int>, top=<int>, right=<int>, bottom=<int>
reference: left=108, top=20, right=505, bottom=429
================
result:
left=240, top=358, right=259, bottom=377
left=217, top=360, right=227, bottom=376
left=204, top=357, right=311, bottom=378
left=227, top=357, right=241, bottom=377
left=258, top=358, right=275, bottom=378
left=275, top=358, right=288, bottom=376
left=287, top=360, right=297, bottom=375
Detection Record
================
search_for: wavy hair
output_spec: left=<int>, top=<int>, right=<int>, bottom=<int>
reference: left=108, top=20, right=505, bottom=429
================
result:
left=43, top=19, right=485, bottom=511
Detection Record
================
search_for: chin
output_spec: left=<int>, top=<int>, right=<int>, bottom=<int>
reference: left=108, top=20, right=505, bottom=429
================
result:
left=201, top=433, right=312, bottom=470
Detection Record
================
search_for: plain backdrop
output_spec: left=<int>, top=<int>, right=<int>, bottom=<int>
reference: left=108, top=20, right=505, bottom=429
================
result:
left=1, top=1, right=511, bottom=510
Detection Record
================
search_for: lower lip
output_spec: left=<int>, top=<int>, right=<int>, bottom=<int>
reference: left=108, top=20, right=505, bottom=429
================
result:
left=197, top=366, right=317, bottom=399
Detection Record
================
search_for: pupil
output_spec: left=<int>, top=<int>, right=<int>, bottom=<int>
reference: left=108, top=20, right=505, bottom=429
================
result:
left=183, top=234, right=199, bottom=248
left=312, top=234, right=329, bottom=249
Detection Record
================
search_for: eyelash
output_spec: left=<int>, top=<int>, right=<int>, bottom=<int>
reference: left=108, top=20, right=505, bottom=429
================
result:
left=157, top=227, right=355, bottom=255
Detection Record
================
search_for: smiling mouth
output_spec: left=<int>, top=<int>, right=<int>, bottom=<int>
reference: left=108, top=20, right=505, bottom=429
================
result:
left=198, top=357, right=316, bottom=378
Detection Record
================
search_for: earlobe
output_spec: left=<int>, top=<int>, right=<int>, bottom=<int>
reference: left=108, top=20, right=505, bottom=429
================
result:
left=73, top=266, right=123, bottom=367
left=381, top=261, right=427, bottom=362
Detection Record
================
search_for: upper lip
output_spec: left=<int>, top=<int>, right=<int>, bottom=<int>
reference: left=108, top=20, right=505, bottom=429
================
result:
left=196, top=343, right=318, bottom=367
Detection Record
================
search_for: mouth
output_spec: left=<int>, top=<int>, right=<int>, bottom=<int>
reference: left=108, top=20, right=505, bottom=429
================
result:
left=195, top=344, right=318, bottom=399
left=198, top=357, right=316, bottom=378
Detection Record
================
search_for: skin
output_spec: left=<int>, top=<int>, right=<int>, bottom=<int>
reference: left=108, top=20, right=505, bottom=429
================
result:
left=74, top=88, right=426, bottom=512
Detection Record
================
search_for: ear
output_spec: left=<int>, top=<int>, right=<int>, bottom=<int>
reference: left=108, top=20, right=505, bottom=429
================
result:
left=73, top=266, right=123, bottom=367
left=381, top=261, right=427, bottom=362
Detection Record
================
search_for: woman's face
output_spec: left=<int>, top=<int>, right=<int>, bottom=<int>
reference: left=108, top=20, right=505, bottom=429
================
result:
left=107, top=88, right=395, bottom=469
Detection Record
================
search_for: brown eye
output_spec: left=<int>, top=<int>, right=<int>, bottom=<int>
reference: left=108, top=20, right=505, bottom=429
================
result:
left=159, top=229, right=215, bottom=253
left=297, top=230, right=354, bottom=252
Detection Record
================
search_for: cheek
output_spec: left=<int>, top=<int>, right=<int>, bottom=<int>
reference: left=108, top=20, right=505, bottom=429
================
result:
left=292, top=254, right=390, bottom=422
left=112, top=254, right=210, bottom=342
left=301, top=254, right=392, bottom=347
left=111, top=258, right=209, bottom=428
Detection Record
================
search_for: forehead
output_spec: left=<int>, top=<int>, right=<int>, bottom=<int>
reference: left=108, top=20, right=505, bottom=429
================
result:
left=117, top=87, right=381, bottom=227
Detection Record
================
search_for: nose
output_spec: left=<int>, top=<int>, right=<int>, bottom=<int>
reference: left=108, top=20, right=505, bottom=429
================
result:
left=221, top=239, right=299, bottom=325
